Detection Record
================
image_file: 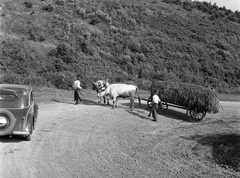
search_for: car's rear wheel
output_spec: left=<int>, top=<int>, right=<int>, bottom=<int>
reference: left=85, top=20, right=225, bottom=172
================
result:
left=0, top=109, right=16, bottom=136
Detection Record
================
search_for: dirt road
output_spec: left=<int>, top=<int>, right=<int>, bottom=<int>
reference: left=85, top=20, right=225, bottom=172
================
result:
left=0, top=98, right=239, bottom=178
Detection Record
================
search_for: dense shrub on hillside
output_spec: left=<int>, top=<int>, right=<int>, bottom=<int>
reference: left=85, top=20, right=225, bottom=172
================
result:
left=162, top=0, right=181, bottom=5
left=49, top=43, right=74, bottom=58
left=183, top=1, right=193, bottom=11
left=89, top=17, right=101, bottom=25
left=24, top=2, right=32, bottom=8
left=28, top=29, right=45, bottom=42
left=1, top=0, right=240, bottom=93
left=42, top=4, right=54, bottom=12
left=164, top=0, right=240, bottom=23
left=1, top=71, right=22, bottom=84
left=42, top=72, right=74, bottom=89
left=24, top=77, right=44, bottom=86
left=2, top=39, right=32, bottom=75
left=55, top=0, right=65, bottom=6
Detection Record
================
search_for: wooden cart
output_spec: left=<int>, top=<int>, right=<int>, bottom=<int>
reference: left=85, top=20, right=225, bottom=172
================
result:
left=144, top=97, right=207, bottom=122
left=145, top=81, right=220, bottom=122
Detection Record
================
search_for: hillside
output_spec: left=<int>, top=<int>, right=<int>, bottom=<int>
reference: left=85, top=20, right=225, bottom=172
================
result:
left=0, top=0, right=240, bottom=93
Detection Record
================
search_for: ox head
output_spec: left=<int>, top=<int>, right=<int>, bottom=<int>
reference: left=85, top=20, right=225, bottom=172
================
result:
left=97, top=88, right=107, bottom=98
left=92, top=79, right=108, bottom=90
left=92, top=79, right=109, bottom=98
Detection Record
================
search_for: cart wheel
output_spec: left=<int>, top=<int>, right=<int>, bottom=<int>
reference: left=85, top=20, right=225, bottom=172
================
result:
left=189, top=110, right=206, bottom=122
left=161, top=102, right=168, bottom=110
left=147, top=97, right=152, bottom=109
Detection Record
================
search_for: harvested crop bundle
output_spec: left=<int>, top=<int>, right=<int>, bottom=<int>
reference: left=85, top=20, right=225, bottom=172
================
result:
left=150, top=81, right=220, bottom=114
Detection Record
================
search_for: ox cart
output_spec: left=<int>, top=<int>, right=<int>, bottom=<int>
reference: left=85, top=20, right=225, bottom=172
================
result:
left=145, top=98, right=206, bottom=122
left=142, top=81, right=220, bottom=122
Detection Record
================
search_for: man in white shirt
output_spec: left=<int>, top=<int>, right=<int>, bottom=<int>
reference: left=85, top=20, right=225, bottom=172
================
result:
left=148, top=90, right=161, bottom=122
left=73, top=76, right=82, bottom=104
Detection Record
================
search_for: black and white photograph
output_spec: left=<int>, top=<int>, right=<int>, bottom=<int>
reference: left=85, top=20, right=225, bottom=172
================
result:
left=0, top=0, right=239, bottom=177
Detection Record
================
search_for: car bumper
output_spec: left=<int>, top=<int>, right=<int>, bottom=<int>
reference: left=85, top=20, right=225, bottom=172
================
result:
left=12, top=131, right=30, bottom=136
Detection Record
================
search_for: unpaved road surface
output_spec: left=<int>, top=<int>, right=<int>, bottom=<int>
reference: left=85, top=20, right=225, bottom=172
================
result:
left=0, top=98, right=239, bottom=178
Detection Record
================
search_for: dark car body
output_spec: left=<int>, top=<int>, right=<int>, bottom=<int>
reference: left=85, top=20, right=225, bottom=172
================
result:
left=0, top=84, right=38, bottom=141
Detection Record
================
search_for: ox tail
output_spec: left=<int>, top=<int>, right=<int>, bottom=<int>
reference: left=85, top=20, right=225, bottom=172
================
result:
left=136, top=87, right=141, bottom=106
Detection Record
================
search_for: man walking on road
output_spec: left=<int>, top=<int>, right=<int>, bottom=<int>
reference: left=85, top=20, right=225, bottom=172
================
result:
left=73, top=75, right=82, bottom=105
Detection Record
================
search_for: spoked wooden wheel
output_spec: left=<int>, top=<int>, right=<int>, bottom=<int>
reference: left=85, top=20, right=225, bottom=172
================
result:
left=147, top=97, right=152, bottom=109
left=147, top=97, right=168, bottom=110
left=160, top=102, right=168, bottom=110
left=189, top=110, right=206, bottom=122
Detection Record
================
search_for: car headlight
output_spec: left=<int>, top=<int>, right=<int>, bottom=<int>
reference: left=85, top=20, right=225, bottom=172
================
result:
left=0, top=115, right=9, bottom=128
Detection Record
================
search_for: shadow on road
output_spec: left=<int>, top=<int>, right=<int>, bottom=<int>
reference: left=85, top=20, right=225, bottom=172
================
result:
left=127, top=110, right=154, bottom=122
left=0, top=135, right=25, bottom=143
left=51, top=98, right=112, bottom=107
left=159, top=108, right=193, bottom=122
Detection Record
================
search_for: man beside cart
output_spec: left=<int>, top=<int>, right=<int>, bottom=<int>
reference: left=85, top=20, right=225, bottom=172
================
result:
left=148, top=90, right=162, bottom=122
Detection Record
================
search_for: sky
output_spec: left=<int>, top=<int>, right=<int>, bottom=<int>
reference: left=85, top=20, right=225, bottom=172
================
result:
left=196, top=0, right=240, bottom=12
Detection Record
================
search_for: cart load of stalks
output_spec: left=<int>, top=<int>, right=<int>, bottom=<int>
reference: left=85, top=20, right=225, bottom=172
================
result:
left=150, top=81, right=220, bottom=114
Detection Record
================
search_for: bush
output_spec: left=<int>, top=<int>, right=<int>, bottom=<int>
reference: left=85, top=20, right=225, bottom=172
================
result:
left=183, top=1, right=193, bottom=11
left=28, top=30, right=36, bottom=41
left=42, top=72, right=73, bottom=89
left=24, top=2, right=32, bottom=8
left=1, top=72, right=22, bottom=84
left=162, top=0, right=181, bottom=5
left=23, top=76, right=45, bottom=86
left=42, top=4, right=54, bottom=12
left=76, top=8, right=86, bottom=18
left=127, top=37, right=141, bottom=53
left=49, top=43, right=74, bottom=59
left=53, top=58, right=66, bottom=72
left=55, top=0, right=65, bottom=6
left=89, top=17, right=101, bottom=25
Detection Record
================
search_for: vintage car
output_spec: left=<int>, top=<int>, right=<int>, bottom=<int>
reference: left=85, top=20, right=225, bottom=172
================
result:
left=0, top=84, right=38, bottom=141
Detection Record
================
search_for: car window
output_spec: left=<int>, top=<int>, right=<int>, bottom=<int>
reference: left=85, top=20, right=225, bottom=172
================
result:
left=0, top=94, right=18, bottom=101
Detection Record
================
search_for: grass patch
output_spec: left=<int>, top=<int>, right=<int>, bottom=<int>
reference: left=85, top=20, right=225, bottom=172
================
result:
left=190, top=134, right=240, bottom=172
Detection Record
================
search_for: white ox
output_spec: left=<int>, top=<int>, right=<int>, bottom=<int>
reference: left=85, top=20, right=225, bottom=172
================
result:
left=98, top=84, right=141, bottom=110
left=92, top=79, right=110, bottom=105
